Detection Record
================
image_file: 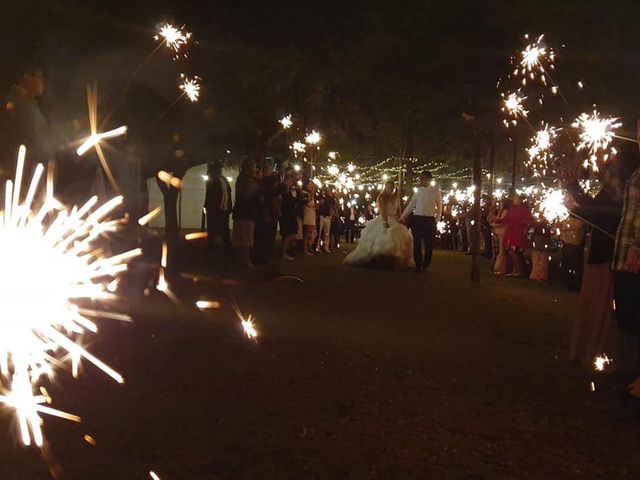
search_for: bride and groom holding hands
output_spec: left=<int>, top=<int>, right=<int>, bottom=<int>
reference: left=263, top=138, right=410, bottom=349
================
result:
left=345, top=172, right=443, bottom=272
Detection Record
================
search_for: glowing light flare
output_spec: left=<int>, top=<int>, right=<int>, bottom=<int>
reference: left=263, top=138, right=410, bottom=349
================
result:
left=0, top=148, right=140, bottom=446
left=157, top=171, right=183, bottom=189
left=185, top=232, right=208, bottom=241
left=138, top=206, right=162, bottom=226
left=76, top=126, right=128, bottom=157
left=196, top=300, right=221, bottom=310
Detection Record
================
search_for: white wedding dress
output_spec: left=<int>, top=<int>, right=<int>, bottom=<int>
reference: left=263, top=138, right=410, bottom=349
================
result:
left=344, top=197, right=414, bottom=270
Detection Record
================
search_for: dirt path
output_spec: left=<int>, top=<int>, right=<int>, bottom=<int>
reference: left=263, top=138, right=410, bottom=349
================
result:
left=1, top=250, right=639, bottom=479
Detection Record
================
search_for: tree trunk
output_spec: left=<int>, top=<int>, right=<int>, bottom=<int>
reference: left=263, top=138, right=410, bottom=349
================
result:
left=470, top=141, right=482, bottom=283
left=511, top=135, right=518, bottom=191
left=157, top=179, right=180, bottom=271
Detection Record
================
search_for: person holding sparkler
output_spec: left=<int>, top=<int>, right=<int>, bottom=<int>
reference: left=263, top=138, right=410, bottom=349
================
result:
left=596, top=141, right=640, bottom=395
left=564, top=170, right=625, bottom=371
left=232, top=160, right=261, bottom=267
left=494, top=194, right=533, bottom=278
left=301, top=180, right=318, bottom=256
left=559, top=196, right=585, bottom=291
left=0, top=65, right=52, bottom=179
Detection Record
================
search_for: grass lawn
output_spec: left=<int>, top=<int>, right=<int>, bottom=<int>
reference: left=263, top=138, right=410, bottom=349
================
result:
left=1, top=248, right=638, bottom=479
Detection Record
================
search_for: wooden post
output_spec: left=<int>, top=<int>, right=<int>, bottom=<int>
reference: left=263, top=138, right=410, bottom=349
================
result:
left=470, top=139, right=482, bottom=283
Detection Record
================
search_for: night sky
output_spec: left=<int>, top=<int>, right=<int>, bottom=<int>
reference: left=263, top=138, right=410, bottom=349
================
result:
left=2, top=0, right=640, bottom=172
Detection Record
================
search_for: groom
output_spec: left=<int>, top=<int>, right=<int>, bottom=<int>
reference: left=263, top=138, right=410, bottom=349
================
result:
left=399, top=172, right=443, bottom=272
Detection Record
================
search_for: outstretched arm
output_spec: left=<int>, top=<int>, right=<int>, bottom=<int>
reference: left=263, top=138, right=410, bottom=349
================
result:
left=400, top=194, right=417, bottom=220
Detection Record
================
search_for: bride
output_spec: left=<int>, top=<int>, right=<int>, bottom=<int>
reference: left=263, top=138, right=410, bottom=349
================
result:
left=345, top=181, right=414, bottom=270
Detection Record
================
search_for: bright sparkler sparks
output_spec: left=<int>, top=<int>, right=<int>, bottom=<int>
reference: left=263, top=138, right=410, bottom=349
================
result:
left=232, top=306, right=258, bottom=341
left=305, top=130, right=321, bottom=145
left=572, top=111, right=622, bottom=171
left=0, top=146, right=141, bottom=446
left=154, top=23, right=192, bottom=59
left=179, top=74, right=201, bottom=102
left=594, top=354, right=612, bottom=372
left=526, top=124, right=558, bottom=177
left=518, top=35, right=555, bottom=84
left=501, top=92, right=528, bottom=126
left=539, top=188, right=569, bottom=223
left=291, top=141, right=306, bottom=155
left=279, top=114, right=293, bottom=130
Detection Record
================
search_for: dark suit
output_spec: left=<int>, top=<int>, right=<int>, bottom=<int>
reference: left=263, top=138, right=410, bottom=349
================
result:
left=204, top=176, right=233, bottom=251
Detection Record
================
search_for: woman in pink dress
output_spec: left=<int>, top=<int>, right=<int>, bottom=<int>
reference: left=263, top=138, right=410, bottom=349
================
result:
left=496, top=194, right=532, bottom=278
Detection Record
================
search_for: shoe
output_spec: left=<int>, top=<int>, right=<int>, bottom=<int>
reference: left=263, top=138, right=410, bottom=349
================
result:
left=283, top=255, right=295, bottom=261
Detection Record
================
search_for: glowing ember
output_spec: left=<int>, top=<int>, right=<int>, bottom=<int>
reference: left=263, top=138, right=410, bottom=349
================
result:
left=0, top=146, right=141, bottom=446
left=179, top=74, right=201, bottom=102
left=184, top=232, right=208, bottom=241
left=157, top=171, right=183, bottom=189
left=572, top=111, right=621, bottom=171
left=195, top=300, right=221, bottom=310
left=155, top=23, right=192, bottom=58
left=138, top=206, right=162, bottom=226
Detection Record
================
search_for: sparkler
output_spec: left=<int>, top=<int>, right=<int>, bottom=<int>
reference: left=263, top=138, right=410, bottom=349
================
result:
left=517, top=34, right=555, bottom=86
left=279, top=114, right=293, bottom=130
left=0, top=147, right=141, bottom=446
left=501, top=91, right=529, bottom=127
left=291, top=141, right=306, bottom=155
left=179, top=74, right=201, bottom=103
left=539, top=188, right=569, bottom=223
left=594, top=354, right=612, bottom=372
left=526, top=124, right=558, bottom=177
left=305, top=130, right=321, bottom=146
left=154, top=23, right=192, bottom=59
left=232, top=306, right=258, bottom=341
left=572, top=111, right=622, bottom=171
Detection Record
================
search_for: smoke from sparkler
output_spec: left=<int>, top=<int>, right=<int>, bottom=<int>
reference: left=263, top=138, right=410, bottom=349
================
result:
left=0, top=146, right=141, bottom=447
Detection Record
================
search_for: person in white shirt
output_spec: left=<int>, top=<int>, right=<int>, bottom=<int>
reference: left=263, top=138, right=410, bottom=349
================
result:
left=399, top=171, right=443, bottom=272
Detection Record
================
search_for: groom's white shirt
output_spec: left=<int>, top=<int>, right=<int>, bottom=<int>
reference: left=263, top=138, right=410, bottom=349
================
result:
left=400, top=185, right=442, bottom=221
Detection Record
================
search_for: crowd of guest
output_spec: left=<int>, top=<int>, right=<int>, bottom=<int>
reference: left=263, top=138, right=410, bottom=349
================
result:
left=204, top=159, right=363, bottom=267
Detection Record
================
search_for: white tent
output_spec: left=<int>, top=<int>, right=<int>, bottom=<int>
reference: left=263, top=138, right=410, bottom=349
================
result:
left=146, top=163, right=239, bottom=229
